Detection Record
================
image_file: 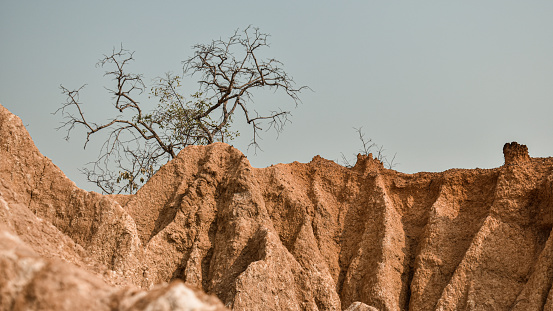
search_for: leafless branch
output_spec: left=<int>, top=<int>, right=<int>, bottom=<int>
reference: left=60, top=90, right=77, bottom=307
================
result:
left=55, top=27, right=307, bottom=193
left=56, top=47, right=177, bottom=193
left=341, top=127, right=399, bottom=169
left=183, top=25, right=308, bottom=150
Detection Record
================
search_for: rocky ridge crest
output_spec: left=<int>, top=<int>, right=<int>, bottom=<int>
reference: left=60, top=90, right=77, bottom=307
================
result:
left=1, top=102, right=553, bottom=310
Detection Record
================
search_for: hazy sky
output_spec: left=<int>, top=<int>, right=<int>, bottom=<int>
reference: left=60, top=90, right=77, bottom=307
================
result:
left=1, top=1, right=552, bottom=192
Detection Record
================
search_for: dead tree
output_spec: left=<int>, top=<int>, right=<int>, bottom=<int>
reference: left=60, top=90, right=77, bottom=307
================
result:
left=56, top=26, right=307, bottom=194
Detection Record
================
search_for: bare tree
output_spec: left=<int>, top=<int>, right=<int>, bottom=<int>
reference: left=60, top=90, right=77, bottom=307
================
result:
left=340, top=127, right=398, bottom=169
left=183, top=26, right=308, bottom=148
left=56, top=26, right=307, bottom=194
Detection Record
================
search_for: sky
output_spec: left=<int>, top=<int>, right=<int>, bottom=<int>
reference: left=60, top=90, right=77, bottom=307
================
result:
left=1, top=1, right=553, bottom=192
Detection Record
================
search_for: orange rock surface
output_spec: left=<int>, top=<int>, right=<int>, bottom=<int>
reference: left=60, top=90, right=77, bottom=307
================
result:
left=1, top=102, right=553, bottom=310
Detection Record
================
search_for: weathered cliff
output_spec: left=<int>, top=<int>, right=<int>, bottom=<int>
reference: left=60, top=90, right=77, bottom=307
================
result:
left=1, top=103, right=553, bottom=310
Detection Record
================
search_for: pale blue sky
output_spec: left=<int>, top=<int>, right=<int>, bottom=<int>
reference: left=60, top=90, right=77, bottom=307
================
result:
left=1, top=1, right=553, bottom=192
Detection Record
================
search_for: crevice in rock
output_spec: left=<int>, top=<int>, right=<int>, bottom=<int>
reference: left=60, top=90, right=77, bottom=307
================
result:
left=264, top=190, right=305, bottom=255
left=402, top=263, right=414, bottom=310
left=314, top=296, right=325, bottom=311
left=212, top=229, right=267, bottom=305
left=201, top=217, right=218, bottom=292
left=201, top=247, right=214, bottom=291
left=543, top=273, right=553, bottom=311
left=148, top=193, right=182, bottom=241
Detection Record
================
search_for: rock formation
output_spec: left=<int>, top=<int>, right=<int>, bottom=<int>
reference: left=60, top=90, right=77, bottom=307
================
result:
left=1, top=102, right=553, bottom=310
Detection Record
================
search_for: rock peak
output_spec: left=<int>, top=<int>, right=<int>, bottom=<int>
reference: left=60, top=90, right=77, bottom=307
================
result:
left=503, top=141, right=530, bottom=164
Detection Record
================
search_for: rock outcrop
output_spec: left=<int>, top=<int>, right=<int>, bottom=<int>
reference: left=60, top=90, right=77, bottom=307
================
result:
left=0, top=103, right=227, bottom=311
left=0, top=227, right=227, bottom=311
left=1, top=102, right=553, bottom=310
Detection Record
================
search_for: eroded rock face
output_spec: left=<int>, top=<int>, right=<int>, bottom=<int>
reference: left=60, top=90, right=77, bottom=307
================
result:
left=503, top=141, right=531, bottom=164
left=1, top=102, right=553, bottom=310
left=0, top=104, right=227, bottom=311
left=0, top=226, right=227, bottom=311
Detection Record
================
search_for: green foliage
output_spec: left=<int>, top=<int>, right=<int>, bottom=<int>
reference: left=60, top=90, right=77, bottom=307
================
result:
left=116, top=165, right=154, bottom=193
left=145, top=75, right=239, bottom=147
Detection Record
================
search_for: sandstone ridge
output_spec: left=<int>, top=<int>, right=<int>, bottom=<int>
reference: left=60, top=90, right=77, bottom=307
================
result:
left=1, top=102, right=553, bottom=310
